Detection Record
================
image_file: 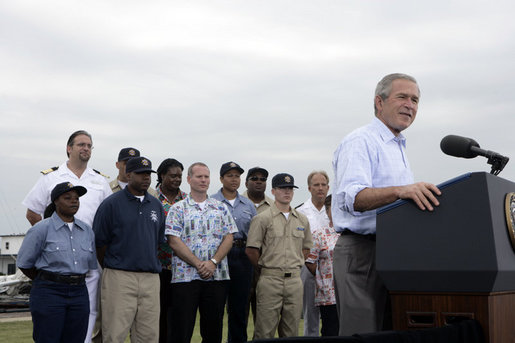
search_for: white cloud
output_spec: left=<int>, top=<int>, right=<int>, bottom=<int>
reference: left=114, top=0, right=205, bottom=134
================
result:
left=2, top=0, right=515, bottom=234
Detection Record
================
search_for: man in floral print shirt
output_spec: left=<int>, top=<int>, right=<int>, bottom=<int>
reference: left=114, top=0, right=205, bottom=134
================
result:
left=166, top=162, right=237, bottom=343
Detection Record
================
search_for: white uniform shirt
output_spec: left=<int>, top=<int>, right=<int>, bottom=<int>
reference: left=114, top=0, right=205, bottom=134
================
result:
left=297, top=198, right=329, bottom=233
left=22, top=161, right=112, bottom=227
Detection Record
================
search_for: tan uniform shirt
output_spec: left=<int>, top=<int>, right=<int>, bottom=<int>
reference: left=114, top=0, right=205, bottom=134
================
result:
left=242, top=191, right=274, bottom=214
left=110, top=178, right=158, bottom=198
left=247, top=203, right=312, bottom=270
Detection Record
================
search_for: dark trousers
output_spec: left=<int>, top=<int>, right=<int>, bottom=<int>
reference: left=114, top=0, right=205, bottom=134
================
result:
left=227, top=246, right=253, bottom=343
left=159, top=269, right=173, bottom=343
left=30, top=278, right=89, bottom=343
left=319, top=304, right=339, bottom=336
left=170, top=280, right=228, bottom=343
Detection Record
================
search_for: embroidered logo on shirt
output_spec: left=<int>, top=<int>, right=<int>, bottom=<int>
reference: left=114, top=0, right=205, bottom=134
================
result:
left=150, top=210, right=158, bottom=222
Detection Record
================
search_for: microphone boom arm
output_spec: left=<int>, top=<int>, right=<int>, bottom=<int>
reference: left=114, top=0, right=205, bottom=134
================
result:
left=470, top=146, right=509, bottom=175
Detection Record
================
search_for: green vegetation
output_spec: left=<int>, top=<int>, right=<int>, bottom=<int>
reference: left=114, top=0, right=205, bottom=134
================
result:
left=0, top=313, right=305, bottom=342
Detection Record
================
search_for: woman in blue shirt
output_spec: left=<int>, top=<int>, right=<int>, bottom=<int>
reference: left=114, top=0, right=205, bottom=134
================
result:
left=17, top=182, right=97, bottom=343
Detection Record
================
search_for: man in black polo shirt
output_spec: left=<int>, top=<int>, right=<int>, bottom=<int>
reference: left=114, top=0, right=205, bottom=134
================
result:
left=93, top=157, right=165, bottom=343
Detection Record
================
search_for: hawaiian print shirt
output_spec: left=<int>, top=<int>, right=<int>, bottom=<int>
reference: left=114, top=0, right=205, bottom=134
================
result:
left=306, top=225, right=339, bottom=306
left=165, top=195, right=238, bottom=283
left=157, top=186, right=187, bottom=270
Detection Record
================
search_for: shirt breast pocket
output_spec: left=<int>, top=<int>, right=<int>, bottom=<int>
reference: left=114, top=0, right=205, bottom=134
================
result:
left=80, top=243, right=94, bottom=254
left=242, top=210, right=253, bottom=221
left=43, top=240, right=69, bottom=267
left=292, top=227, right=306, bottom=239
left=267, top=223, right=284, bottom=238
left=44, top=240, right=69, bottom=253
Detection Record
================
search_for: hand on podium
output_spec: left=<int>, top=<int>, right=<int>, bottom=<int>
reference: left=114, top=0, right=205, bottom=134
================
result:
left=397, top=182, right=441, bottom=211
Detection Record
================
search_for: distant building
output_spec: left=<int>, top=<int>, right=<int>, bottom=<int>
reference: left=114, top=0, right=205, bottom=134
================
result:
left=0, top=234, right=25, bottom=275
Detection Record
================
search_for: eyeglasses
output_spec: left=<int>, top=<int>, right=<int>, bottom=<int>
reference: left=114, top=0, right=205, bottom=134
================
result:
left=75, top=143, right=93, bottom=149
left=249, top=177, right=267, bottom=182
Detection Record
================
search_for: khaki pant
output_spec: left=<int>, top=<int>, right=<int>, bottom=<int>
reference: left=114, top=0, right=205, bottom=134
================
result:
left=101, top=268, right=160, bottom=343
left=254, top=268, right=303, bottom=339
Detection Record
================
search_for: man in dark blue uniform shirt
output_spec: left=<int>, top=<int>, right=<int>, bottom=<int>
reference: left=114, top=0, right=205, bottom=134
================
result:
left=93, top=156, right=165, bottom=343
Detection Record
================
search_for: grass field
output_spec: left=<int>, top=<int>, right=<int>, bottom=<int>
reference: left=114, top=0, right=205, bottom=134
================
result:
left=0, top=312, right=305, bottom=342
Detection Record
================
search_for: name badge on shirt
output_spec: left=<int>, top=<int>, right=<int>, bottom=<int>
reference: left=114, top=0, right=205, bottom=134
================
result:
left=296, top=227, right=305, bottom=231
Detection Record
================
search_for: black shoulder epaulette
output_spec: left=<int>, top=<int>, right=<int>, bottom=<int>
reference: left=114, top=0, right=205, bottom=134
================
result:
left=40, top=166, right=58, bottom=175
left=294, top=203, right=304, bottom=209
left=93, top=169, right=110, bottom=179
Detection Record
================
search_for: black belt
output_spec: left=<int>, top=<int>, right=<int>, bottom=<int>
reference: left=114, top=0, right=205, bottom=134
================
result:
left=341, top=230, right=376, bottom=242
left=37, top=270, right=86, bottom=285
left=233, top=239, right=247, bottom=248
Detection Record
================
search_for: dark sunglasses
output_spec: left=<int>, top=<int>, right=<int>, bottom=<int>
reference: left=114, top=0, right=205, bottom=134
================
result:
left=249, top=176, right=267, bottom=182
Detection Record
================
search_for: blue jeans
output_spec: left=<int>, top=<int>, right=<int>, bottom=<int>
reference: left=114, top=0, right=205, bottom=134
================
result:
left=227, top=246, right=253, bottom=343
left=30, top=278, right=89, bottom=343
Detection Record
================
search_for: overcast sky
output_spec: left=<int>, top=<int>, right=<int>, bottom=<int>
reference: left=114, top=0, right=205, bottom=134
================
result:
left=1, top=1, right=515, bottom=235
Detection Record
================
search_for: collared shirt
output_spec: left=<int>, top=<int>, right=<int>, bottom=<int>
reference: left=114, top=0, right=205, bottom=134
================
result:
left=305, top=225, right=339, bottom=306
left=332, top=117, right=414, bottom=234
left=17, top=212, right=97, bottom=275
left=165, top=195, right=238, bottom=283
left=211, top=189, right=257, bottom=240
left=109, top=178, right=127, bottom=193
left=247, top=203, right=312, bottom=270
left=156, top=185, right=187, bottom=270
left=23, top=161, right=112, bottom=227
left=242, top=190, right=274, bottom=214
left=110, top=178, right=159, bottom=198
left=296, top=198, right=330, bottom=233
left=93, top=187, right=165, bottom=273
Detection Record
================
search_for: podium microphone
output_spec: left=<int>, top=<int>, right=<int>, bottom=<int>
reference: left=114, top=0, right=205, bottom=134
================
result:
left=440, top=135, right=509, bottom=175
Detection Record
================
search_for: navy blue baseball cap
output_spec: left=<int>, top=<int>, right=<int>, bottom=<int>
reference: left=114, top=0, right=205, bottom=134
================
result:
left=126, top=156, right=156, bottom=173
left=118, top=147, right=140, bottom=161
left=220, top=161, right=244, bottom=177
left=51, top=182, right=87, bottom=202
left=246, top=167, right=269, bottom=180
left=272, top=173, right=298, bottom=189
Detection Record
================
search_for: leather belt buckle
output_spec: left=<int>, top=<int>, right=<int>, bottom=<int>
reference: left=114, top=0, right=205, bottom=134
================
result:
left=284, top=272, right=292, bottom=277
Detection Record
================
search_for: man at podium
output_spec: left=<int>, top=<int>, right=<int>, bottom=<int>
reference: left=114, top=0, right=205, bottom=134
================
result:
left=331, top=73, right=441, bottom=336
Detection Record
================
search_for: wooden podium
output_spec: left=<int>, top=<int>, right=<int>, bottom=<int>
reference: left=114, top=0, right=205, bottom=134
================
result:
left=377, top=172, right=515, bottom=343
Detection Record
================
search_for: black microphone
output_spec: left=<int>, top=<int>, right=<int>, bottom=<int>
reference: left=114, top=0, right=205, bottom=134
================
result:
left=440, top=134, right=509, bottom=175
left=440, top=135, right=480, bottom=159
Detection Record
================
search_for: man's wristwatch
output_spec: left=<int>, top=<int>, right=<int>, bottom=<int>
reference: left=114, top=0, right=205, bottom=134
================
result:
left=210, top=258, right=218, bottom=266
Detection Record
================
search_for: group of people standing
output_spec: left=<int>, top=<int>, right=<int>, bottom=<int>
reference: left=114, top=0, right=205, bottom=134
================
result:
left=17, top=72, right=442, bottom=343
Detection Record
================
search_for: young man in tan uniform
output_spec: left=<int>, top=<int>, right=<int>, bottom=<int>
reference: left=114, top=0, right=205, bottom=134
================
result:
left=246, top=173, right=312, bottom=339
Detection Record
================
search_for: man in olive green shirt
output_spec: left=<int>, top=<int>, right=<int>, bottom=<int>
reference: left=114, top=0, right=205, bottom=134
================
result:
left=242, top=167, right=274, bottom=214
left=246, top=173, right=312, bottom=339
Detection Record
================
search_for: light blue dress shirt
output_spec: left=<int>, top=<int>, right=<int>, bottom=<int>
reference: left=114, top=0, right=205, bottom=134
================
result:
left=211, top=189, right=257, bottom=240
left=17, top=212, right=97, bottom=275
left=332, top=117, right=414, bottom=234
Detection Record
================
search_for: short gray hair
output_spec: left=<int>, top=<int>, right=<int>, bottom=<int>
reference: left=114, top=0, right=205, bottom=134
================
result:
left=307, top=170, right=329, bottom=186
left=374, top=73, right=419, bottom=115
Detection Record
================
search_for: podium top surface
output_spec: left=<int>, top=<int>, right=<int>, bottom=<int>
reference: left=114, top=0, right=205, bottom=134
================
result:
left=377, top=172, right=473, bottom=214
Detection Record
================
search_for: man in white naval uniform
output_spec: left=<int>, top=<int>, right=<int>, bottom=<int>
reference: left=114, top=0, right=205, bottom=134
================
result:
left=295, top=171, right=330, bottom=336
